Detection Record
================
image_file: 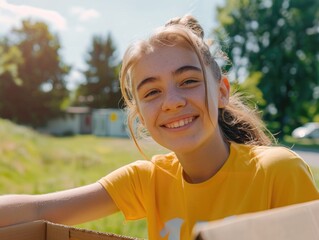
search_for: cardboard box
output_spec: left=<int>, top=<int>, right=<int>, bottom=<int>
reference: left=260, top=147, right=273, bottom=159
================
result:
left=0, top=220, right=140, bottom=240
left=193, top=199, right=319, bottom=240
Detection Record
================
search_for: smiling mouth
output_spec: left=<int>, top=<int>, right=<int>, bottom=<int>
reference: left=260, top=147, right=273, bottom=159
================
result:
left=163, top=117, right=196, bottom=129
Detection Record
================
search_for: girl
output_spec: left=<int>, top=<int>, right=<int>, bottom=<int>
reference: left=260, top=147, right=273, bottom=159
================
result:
left=0, top=15, right=318, bottom=240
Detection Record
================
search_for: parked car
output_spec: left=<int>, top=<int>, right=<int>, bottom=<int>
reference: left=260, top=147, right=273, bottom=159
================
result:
left=292, top=122, right=319, bottom=139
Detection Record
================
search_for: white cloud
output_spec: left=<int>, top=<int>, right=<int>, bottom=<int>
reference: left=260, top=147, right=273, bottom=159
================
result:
left=0, top=0, right=67, bottom=32
left=74, top=25, right=85, bottom=33
left=70, top=7, right=100, bottom=22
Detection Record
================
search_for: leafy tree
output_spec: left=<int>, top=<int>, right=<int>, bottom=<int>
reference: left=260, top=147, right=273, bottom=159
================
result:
left=75, top=33, right=122, bottom=109
left=215, top=0, right=319, bottom=136
left=0, top=40, right=23, bottom=123
left=0, top=19, right=70, bottom=127
left=231, top=71, right=266, bottom=108
left=0, top=40, right=23, bottom=86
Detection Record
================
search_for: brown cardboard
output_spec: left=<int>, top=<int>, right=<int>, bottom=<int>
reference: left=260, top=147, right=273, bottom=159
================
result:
left=0, top=220, right=140, bottom=240
left=193, top=199, right=319, bottom=240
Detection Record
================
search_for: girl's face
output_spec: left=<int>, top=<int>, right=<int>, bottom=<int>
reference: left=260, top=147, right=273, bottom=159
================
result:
left=131, top=45, right=229, bottom=154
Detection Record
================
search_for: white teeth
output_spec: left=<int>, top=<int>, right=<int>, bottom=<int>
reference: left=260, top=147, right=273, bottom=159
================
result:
left=165, top=117, right=194, bottom=129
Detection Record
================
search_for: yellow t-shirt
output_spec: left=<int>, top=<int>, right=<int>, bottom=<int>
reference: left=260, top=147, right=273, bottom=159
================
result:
left=99, top=142, right=319, bottom=240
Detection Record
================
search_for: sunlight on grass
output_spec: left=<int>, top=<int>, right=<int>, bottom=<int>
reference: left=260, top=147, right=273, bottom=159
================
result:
left=0, top=119, right=148, bottom=238
left=282, top=135, right=319, bottom=150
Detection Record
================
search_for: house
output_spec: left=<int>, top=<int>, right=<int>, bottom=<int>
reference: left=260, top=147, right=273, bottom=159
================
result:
left=92, top=108, right=128, bottom=137
left=39, top=107, right=128, bottom=137
left=40, top=107, right=92, bottom=136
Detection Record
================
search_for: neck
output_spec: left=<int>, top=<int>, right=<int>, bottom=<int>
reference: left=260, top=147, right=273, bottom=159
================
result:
left=176, top=136, right=230, bottom=184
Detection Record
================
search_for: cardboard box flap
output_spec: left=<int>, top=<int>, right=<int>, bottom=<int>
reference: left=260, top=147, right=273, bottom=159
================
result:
left=193, top=200, right=319, bottom=240
left=69, top=227, right=137, bottom=240
left=46, top=222, right=69, bottom=240
left=0, top=221, right=46, bottom=240
left=0, top=220, right=140, bottom=240
left=46, top=222, right=139, bottom=240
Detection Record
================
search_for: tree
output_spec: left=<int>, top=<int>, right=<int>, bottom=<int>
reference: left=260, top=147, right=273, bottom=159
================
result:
left=0, top=19, right=70, bottom=127
left=0, top=40, right=23, bottom=123
left=0, top=40, right=23, bottom=86
left=75, top=33, right=122, bottom=109
left=215, top=0, right=319, bottom=136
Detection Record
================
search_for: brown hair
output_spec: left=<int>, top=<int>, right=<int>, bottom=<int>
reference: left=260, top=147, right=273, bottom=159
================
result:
left=120, top=15, right=274, bottom=155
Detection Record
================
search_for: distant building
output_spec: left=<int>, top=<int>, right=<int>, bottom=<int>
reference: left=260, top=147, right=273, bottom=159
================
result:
left=39, top=107, right=92, bottom=136
left=92, top=109, right=128, bottom=137
left=39, top=107, right=128, bottom=137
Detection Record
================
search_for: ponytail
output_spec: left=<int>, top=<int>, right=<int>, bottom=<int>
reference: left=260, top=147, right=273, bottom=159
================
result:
left=218, top=93, right=275, bottom=145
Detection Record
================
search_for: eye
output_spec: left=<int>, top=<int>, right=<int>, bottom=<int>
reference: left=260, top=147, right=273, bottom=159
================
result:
left=144, top=89, right=161, bottom=98
left=181, top=79, right=199, bottom=86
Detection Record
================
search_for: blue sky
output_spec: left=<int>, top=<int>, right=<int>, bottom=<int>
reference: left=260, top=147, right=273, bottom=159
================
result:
left=0, top=0, right=225, bottom=89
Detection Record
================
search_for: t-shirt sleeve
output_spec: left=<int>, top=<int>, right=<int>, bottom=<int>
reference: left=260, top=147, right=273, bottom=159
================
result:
left=98, top=160, right=152, bottom=220
left=268, top=148, right=319, bottom=208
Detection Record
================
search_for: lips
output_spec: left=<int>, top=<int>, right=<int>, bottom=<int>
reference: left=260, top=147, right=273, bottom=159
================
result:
left=162, top=116, right=196, bottom=129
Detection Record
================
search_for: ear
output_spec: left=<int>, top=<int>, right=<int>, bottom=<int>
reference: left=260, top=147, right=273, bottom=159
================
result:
left=218, top=76, right=230, bottom=108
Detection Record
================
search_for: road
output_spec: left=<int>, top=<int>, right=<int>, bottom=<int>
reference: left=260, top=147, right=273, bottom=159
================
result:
left=294, top=149, right=319, bottom=168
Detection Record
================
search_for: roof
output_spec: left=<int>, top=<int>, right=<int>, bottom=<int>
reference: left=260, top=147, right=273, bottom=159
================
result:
left=66, top=106, right=91, bottom=114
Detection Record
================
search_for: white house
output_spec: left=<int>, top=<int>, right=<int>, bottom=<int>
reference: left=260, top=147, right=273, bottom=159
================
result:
left=92, top=108, right=128, bottom=137
left=39, top=107, right=92, bottom=136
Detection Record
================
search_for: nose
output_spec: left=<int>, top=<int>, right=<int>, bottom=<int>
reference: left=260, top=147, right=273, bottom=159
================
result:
left=161, top=89, right=186, bottom=112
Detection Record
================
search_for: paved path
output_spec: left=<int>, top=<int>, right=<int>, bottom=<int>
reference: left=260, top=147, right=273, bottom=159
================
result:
left=294, top=149, right=319, bottom=168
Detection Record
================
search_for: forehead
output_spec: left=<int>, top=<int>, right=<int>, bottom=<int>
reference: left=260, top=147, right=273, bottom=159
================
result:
left=130, top=45, right=202, bottom=86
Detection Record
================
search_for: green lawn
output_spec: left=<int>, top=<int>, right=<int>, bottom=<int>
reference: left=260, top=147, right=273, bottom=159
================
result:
left=0, top=118, right=150, bottom=238
left=1, top=118, right=319, bottom=239
left=281, top=135, right=319, bottom=152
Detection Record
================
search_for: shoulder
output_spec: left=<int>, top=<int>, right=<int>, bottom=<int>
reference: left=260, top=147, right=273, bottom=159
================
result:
left=150, top=152, right=181, bottom=176
left=231, top=142, right=309, bottom=170
left=109, top=152, right=179, bottom=176
left=151, top=152, right=179, bottom=167
left=252, top=145, right=306, bottom=165
left=248, top=144, right=311, bottom=175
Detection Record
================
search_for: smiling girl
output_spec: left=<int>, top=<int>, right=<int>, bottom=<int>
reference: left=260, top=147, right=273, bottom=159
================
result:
left=0, top=15, right=318, bottom=240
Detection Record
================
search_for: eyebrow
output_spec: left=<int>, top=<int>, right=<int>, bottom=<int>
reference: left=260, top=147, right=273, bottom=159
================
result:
left=136, top=77, right=158, bottom=92
left=136, top=65, right=202, bottom=91
left=173, top=65, right=202, bottom=77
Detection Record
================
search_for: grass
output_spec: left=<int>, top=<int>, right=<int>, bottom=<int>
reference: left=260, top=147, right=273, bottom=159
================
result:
left=280, top=135, right=319, bottom=152
left=1, top=118, right=319, bottom=238
left=0, top=118, right=152, bottom=239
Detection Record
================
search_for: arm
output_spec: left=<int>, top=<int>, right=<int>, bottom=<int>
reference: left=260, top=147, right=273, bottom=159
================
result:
left=0, top=182, right=118, bottom=227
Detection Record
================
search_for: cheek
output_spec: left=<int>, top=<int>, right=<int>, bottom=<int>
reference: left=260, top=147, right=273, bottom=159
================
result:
left=138, top=101, right=158, bottom=127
